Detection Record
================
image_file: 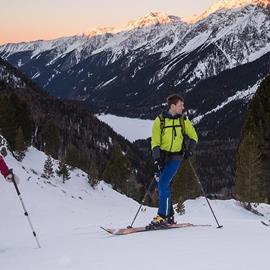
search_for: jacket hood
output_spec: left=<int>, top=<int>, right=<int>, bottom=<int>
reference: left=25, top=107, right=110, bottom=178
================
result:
left=162, top=111, right=182, bottom=119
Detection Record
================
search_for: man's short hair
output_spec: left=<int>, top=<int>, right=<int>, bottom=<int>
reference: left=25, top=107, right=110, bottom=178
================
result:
left=167, top=94, right=184, bottom=108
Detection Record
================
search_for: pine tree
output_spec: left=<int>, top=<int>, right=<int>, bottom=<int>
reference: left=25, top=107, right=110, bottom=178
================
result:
left=175, top=196, right=185, bottom=215
left=235, top=132, right=262, bottom=202
left=57, top=160, right=70, bottom=183
left=101, top=145, right=131, bottom=192
left=65, top=144, right=79, bottom=169
left=77, top=151, right=89, bottom=172
left=0, top=95, right=18, bottom=148
left=43, top=119, right=60, bottom=159
left=42, top=156, right=54, bottom=179
left=0, top=94, right=32, bottom=149
left=88, top=162, right=99, bottom=189
left=172, top=158, right=200, bottom=203
left=15, top=126, right=26, bottom=161
left=235, top=76, right=270, bottom=203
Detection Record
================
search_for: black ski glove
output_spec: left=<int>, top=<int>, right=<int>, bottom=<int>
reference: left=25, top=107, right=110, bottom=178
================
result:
left=154, top=159, right=163, bottom=175
left=183, top=150, right=193, bottom=160
left=183, top=139, right=197, bottom=160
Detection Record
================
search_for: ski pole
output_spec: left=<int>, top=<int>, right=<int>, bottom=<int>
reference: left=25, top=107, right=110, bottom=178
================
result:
left=188, top=160, right=223, bottom=229
left=11, top=170, right=41, bottom=248
left=127, top=175, right=157, bottom=228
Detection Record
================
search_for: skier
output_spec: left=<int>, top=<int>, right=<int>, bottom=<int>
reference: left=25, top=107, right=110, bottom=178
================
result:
left=150, top=94, right=198, bottom=227
left=0, top=147, right=19, bottom=184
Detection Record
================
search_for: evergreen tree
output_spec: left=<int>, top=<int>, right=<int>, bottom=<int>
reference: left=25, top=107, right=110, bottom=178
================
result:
left=65, top=144, right=79, bottom=169
left=14, top=126, right=26, bottom=161
left=172, top=158, right=200, bottom=203
left=236, top=75, right=270, bottom=203
left=88, top=162, right=99, bottom=189
left=0, top=94, right=32, bottom=149
left=175, top=196, right=185, bottom=215
left=77, top=151, right=89, bottom=172
left=42, top=119, right=60, bottom=159
left=101, top=145, right=131, bottom=192
left=0, top=96, right=16, bottom=147
left=42, top=156, right=54, bottom=179
left=235, top=132, right=262, bottom=202
left=11, top=95, right=32, bottom=145
left=57, top=160, right=70, bottom=183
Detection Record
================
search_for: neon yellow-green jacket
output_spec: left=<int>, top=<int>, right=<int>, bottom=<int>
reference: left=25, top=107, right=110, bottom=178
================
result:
left=151, top=113, right=198, bottom=152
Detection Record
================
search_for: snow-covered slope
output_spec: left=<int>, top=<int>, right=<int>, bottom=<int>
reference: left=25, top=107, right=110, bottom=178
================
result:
left=85, top=12, right=182, bottom=36
left=96, top=114, right=153, bottom=142
left=1, top=141, right=270, bottom=270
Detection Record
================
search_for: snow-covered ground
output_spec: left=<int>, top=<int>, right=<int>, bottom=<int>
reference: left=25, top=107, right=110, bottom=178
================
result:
left=1, top=146, right=270, bottom=270
left=96, top=114, right=153, bottom=142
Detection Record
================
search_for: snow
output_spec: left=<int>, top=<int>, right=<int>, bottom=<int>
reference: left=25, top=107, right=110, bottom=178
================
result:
left=85, top=12, right=182, bottom=36
left=194, top=0, right=270, bottom=22
left=248, top=42, right=270, bottom=62
left=96, top=76, right=118, bottom=89
left=43, top=73, right=56, bottom=88
left=182, top=31, right=211, bottom=53
left=96, top=114, right=153, bottom=142
left=32, top=72, right=40, bottom=79
left=193, top=81, right=261, bottom=124
left=0, top=64, right=26, bottom=89
left=1, top=145, right=270, bottom=270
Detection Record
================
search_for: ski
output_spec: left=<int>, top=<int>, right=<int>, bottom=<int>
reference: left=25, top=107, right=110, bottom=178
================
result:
left=261, top=220, right=270, bottom=226
left=100, top=223, right=211, bottom=235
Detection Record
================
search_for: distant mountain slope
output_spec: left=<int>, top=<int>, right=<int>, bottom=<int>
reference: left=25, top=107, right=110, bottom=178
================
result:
left=0, top=57, right=152, bottom=200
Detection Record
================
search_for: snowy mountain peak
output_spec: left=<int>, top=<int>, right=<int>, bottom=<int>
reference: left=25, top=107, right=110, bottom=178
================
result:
left=85, top=27, right=114, bottom=37
left=85, top=12, right=182, bottom=37
left=124, top=11, right=182, bottom=28
left=192, top=0, right=270, bottom=22
left=208, top=0, right=269, bottom=11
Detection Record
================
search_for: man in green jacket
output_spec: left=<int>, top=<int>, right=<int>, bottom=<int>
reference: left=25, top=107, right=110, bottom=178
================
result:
left=149, top=94, right=198, bottom=227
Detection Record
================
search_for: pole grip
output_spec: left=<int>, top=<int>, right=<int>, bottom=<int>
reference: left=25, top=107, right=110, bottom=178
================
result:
left=10, top=169, right=21, bottom=195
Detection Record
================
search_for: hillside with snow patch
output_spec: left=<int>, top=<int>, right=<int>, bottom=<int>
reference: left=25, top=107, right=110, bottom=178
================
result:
left=1, top=144, right=270, bottom=270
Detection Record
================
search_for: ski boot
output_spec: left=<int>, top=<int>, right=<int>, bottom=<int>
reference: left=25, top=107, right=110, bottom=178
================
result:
left=146, top=215, right=169, bottom=230
left=167, top=215, right=177, bottom=225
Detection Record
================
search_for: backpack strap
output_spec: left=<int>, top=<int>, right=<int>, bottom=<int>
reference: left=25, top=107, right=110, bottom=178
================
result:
left=179, top=115, right=186, bottom=137
left=159, top=113, right=186, bottom=136
left=158, top=113, right=187, bottom=153
left=158, top=113, right=165, bottom=134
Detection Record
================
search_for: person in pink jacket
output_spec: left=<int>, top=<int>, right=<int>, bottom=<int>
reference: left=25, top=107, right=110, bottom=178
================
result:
left=0, top=154, right=12, bottom=179
left=0, top=150, right=19, bottom=183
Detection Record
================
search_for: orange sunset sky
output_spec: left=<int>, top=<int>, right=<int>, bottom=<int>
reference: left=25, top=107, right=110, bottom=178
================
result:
left=1, top=0, right=215, bottom=45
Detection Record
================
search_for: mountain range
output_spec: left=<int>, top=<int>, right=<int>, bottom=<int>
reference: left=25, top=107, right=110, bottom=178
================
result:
left=1, top=0, right=269, bottom=138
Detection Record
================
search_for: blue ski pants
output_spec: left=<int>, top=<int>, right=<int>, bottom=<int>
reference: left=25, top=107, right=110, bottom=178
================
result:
left=157, top=160, right=181, bottom=217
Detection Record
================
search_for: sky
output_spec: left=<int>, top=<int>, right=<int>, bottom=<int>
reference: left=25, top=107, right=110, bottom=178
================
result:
left=1, top=0, right=216, bottom=45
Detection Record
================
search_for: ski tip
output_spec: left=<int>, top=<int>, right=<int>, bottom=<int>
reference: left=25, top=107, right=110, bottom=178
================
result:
left=261, top=221, right=270, bottom=226
left=100, top=226, right=110, bottom=233
left=100, top=226, right=117, bottom=235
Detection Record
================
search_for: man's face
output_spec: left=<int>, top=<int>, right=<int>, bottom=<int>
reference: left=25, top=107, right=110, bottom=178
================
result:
left=172, top=100, right=184, bottom=115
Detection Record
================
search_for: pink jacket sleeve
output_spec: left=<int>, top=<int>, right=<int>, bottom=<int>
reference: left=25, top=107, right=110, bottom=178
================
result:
left=0, top=155, right=10, bottom=178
